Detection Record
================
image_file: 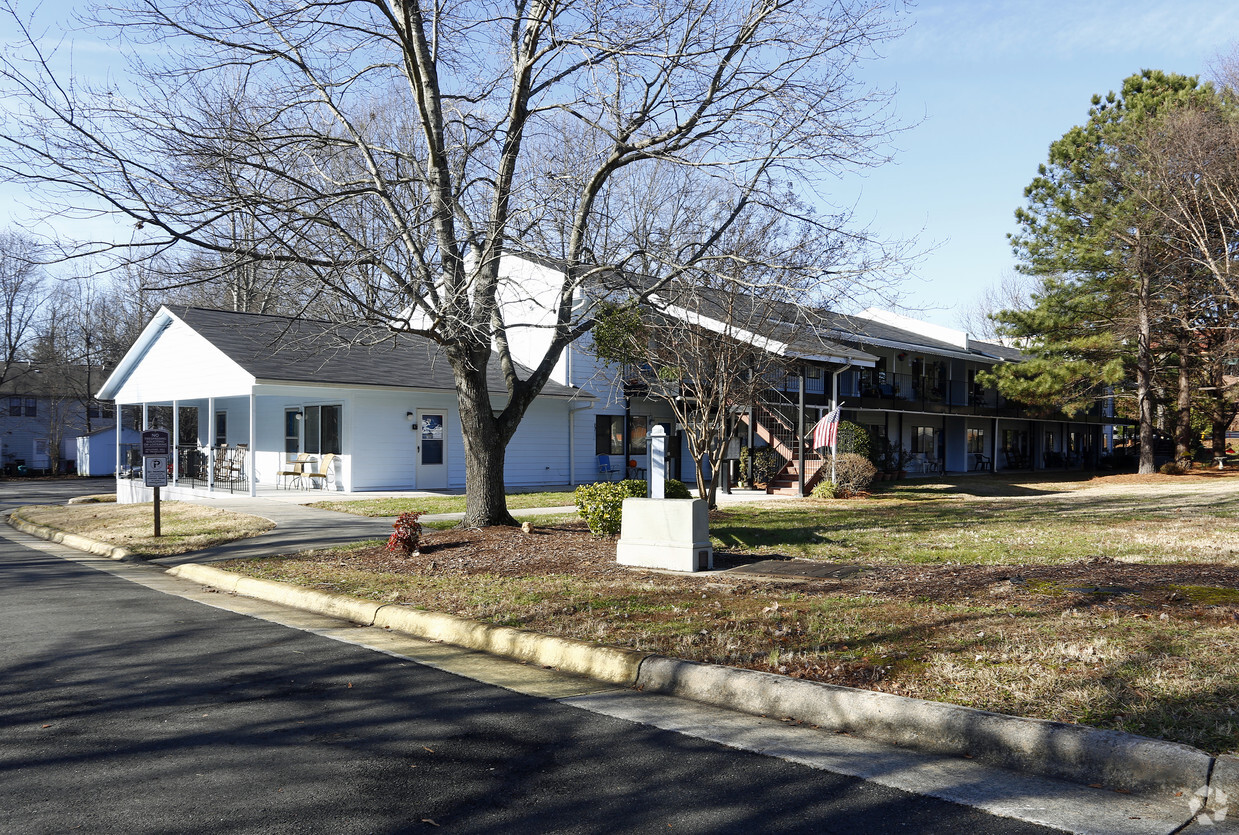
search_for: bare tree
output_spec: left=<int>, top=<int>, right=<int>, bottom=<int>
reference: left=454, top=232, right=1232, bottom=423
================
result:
left=1, top=0, right=907, bottom=525
left=590, top=194, right=871, bottom=507
left=956, top=271, right=1033, bottom=343
left=0, top=229, right=45, bottom=387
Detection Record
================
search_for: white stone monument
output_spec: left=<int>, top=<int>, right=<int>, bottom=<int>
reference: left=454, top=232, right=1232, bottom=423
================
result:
left=618, top=424, right=713, bottom=572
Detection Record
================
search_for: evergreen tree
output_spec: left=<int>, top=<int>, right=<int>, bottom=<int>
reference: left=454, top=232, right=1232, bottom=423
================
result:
left=996, top=71, right=1217, bottom=473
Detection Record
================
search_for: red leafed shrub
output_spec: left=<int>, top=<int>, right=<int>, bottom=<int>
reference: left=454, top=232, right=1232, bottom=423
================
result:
left=386, top=511, right=423, bottom=555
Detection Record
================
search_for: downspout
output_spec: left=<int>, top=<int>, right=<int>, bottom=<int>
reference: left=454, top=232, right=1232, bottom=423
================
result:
left=568, top=401, right=592, bottom=486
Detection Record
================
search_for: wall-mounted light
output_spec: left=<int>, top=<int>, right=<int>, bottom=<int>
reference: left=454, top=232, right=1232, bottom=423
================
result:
left=406, top=411, right=415, bottom=422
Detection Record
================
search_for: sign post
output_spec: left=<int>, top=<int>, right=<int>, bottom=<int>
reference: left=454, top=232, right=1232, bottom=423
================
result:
left=141, top=430, right=171, bottom=537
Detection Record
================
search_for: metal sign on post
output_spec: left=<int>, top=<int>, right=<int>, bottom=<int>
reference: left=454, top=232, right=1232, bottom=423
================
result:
left=141, top=430, right=171, bottom=537
left=143, top=456, right=168, bottom=487
left=141, top=430, right=171, bottom=457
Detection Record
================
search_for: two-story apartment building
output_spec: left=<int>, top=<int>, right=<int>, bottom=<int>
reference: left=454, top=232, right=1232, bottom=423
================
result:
left=1, top=363, right=116, bottom=475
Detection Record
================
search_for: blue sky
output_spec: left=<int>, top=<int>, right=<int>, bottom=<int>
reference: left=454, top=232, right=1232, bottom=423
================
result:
left=843, top=1, right=1239, bottom=330
left=5, top=1, right=1239, bottom=329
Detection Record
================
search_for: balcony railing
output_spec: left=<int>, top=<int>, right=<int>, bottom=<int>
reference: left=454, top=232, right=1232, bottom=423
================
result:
left=836, top=371, right=1113, bottom=422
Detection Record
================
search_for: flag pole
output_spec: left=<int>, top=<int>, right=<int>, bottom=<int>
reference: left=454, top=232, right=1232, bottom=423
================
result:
left=831, top=400, right=845, bottom=486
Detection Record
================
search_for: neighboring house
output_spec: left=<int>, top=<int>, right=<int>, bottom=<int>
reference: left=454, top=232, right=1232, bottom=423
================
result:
left=1, top=362, right=116, bottom=475
left=76, top=425, right=142, bottom=477
left=97, top=305, right=591, bottom=499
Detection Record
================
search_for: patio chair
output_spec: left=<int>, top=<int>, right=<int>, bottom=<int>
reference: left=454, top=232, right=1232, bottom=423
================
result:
left=973, top=452, right=991, bottom=471
left=597, top=454, right=620, bottom=481
left=304, top=453, right=337, bottom=489
left=278, top=453, right=310, bottom=489
left=212, top=444, right=231, bottom=484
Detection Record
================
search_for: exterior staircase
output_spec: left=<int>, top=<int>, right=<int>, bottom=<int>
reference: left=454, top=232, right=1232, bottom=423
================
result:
left=739, top=401, right=829, bottom=495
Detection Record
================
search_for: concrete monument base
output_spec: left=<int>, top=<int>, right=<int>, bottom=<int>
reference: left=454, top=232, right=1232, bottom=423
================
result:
left=615, top=497, right=713, bottom=572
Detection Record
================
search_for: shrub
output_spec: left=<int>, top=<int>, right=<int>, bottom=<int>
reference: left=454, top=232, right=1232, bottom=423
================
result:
left=1159, top=460, right=1189, bottom=475
left=663, top=478, right=692, bottom=499
left=574, top=478, right=693, bottom=535
left=835, top=420, right=871, bottom=459
left=811, top=479, right=839, bottom=499
left=740, top=446, right=780, bottom=485
left=576, top=481, right=637, bottom=535
left=822, top=453, right=877, bottom=496
left=618, top=479, right=648, bottom=498
left=386, top=511, right=423, bottom=555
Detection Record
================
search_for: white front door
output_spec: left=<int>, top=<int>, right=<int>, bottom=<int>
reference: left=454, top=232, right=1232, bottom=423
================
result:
left=415, top=409, right=447, bottom=489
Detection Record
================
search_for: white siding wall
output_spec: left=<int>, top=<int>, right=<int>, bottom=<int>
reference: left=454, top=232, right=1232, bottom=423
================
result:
left=349, top=389, right=456, bottom=490
left=503, top=397, right=572, bottom=487
left=112, top=318, right=253, bottom=403
left=498, top=255, right=572, bottom=386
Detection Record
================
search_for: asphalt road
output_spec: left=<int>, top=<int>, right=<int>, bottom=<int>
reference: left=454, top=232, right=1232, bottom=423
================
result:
left=0, top=479, right=1059, bottom=834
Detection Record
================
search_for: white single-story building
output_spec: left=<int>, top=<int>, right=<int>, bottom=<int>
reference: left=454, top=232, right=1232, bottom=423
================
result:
left=97, top=305, right=596, bottom=502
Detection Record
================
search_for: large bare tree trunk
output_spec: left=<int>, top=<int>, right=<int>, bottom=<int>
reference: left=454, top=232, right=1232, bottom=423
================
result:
left=1174, top=332, right=1193, bottom=463
left=451, top=353, right=519, bottom=529
left=1136, top=262, right=1156, bottom=475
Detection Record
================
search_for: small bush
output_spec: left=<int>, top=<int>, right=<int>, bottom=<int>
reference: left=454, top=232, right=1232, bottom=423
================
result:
left=811, top=480, right=839, bottom=499
left=836, top=420, right=872, bottom=459
left=822, top=453, right=877, bottom=496
left=663, top=478, right=692, bottom=499
left=386, top=511, right=423, bottom=555
left=740, top=446, right=780, bottom=485
left=1159, top=460, right=1189, bottom=475
left=618, top=479, right=648, bottom=498
left=575, top=482, right=634, bottom=535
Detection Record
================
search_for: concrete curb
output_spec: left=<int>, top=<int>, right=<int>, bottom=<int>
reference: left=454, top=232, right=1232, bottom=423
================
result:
left=9, top=512, right=1227, bottom=806
left=8, top=510, right=134, bottom=561
left=169, top=564, right=646, bottom=687
left=633, top=655, right=1211, bottom=800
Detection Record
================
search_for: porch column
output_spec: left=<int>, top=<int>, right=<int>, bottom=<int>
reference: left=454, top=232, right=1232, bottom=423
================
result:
left=248, top=388, right=257, bottom=497
left=797, top=363, right=806, bottom=497
left=207, top=399, right=216, bottom=491
left=142, top=403, right=149, bottom=430
left=114, top=405, right=122, bottom=478
left=172, top=400, right=180, bottom=484
left=991, top=418, right=999, bottom=473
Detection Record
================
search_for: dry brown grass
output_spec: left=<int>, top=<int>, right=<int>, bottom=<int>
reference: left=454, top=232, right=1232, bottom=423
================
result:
left=17, top=502, right=274, bottom=556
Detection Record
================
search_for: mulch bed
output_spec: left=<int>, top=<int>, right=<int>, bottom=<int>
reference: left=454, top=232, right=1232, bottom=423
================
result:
left=345, top=517, right=1239, bottom=620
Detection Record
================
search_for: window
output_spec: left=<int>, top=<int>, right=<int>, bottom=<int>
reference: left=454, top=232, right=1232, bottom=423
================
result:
left=215, top=412, right=228, bottom=446
left=24, top=397, right=37, bottom=417
left=285, top=409, right=301, bottom=456
left=8, top=397, right=20, bottom=416
left=911, top=425, right=939, bottom=456
left=595, top=414, right=624, bottom=455
left=87, top=402, right=116, bottom=420
left=628, top=415, right=649, bottom=454
left=967, top=428, right=985, bottom=454
left=302, top=405, right=342, bottom=455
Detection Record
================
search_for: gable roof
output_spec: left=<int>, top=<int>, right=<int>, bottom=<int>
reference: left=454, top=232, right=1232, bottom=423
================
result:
left=98, top=306, right=583, bottom=400
left=817, top=310, right=1025, bottom=364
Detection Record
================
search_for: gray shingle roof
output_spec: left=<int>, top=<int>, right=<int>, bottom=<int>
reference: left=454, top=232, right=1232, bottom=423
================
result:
left=168, top=306, right=582, bottom=398
left=817, top=311, right=1026, bottom=363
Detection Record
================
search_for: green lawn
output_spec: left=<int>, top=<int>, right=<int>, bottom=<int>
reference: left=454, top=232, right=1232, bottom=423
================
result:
left=712, top=475, right=1239, bottom=565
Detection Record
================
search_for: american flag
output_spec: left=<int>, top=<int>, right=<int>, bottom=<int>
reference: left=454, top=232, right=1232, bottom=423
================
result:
left=811, top=405, right=841, bottom=450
